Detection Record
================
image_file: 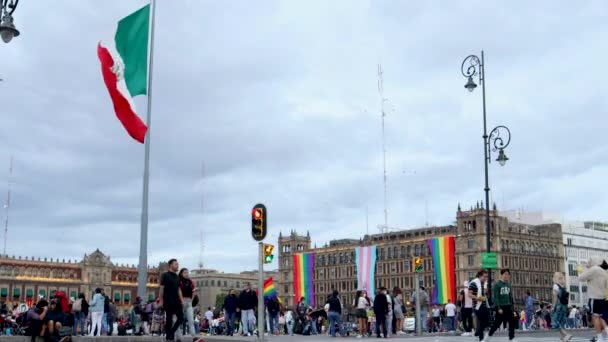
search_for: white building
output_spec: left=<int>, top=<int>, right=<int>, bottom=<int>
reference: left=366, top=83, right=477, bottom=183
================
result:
left=562, top=221, right=608, bottom=307
left=500, top=210, right=608, bottom=308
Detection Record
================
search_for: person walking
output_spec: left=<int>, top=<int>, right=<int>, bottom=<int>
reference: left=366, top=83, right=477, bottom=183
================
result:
left=486, top=269, right=516, bottom=341
left=392, top=288, right=405, bottom=335
left=444, top=299, right=457, bottom=332
left=461, top=281, right=474, bottom=336
left=223, top=289, right=238, bottom=336
left=160, top=258, right=185, bottom=342
left=552, top=271, right=573, bottom=342
left=469, top=270, right=490, bottom=342
left=410, top=285, right=430, bottom=333
left=89, top=288, right=105, bottom=337
left=326, top=290, right=344, bottom=337
left=373, top=288, right=389, bottom=338
left=578, top=257, right=608, bottom=342
left=354, top=290, right=370, bottom=338
left=238, top=283, right=258, bottom=336
left=524, top=291, right=535, bottom=330
left=178, top=268, right=197, bottom=338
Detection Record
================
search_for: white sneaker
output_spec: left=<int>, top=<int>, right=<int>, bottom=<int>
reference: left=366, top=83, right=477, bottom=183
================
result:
left=482, top=336, right=491, bottom=342
left=356, top=335, right=362, bottom=338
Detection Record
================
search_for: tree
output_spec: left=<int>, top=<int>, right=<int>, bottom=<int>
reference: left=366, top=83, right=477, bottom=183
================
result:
left=215, top=293, right=227, bottom=309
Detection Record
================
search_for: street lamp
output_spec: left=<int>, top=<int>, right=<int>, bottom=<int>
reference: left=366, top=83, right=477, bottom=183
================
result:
left=461, top=51, right=512, bottom=302
left=0, top=0, right=20, bottom=43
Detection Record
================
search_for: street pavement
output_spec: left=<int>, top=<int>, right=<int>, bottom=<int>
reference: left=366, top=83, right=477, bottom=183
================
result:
left=206, top=330, right=596, bottom=342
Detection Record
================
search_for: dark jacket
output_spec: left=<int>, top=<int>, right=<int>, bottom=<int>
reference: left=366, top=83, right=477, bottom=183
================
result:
left=104, top=295, right=110, bottom=313
left=238, top=290, right=257, bottom=311
left=327, top=296, right=342, bottom=314
left=373, top=293, right=388, bottom=316
left=224, top=295, right=238, bottom=314
left=267, top=298, right=280, bottom=315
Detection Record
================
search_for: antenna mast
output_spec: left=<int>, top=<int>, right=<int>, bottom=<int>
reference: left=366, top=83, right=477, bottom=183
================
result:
left=378, top=64, right=388, bottom=229
left=199, top=161, right=206, bottom=269
left=3, top=156, right=13, bottom=257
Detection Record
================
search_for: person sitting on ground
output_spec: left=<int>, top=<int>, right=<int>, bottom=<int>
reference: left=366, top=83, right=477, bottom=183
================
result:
left=45, top=298, right=67, bottom=341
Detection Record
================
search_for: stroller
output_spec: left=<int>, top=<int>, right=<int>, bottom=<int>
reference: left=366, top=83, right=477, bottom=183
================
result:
left=1, top=313, right=25, bottom=335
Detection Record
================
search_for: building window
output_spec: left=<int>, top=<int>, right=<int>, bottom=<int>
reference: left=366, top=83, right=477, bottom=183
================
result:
left=211, top=280, right=215, bottom=287
left=568, top=264, right=577, bottom=277
left=467, top=239, right=474, bottom=249
left=468, top=255, right=474, bottom=266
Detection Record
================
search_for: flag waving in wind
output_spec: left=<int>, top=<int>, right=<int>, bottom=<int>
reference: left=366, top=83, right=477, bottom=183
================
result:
left=97, top=4, right=150, bottom=143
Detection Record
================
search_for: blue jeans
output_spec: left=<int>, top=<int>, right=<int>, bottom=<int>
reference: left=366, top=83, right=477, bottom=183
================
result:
left=552, top=304, right=567, bottom=329
left=269, top=313, right=279, bottom=334
left=328, top=311, right=343, bottom=337
left=73, top=312, right=86, bottom=335
left=526, top=310, right=534, bottom=328
left=444, top=316, right=455, bottom=331
left=225, top=311, right=236, bottom=335
left=101, top=313, right=108, bottom=333
left=420, top=309, right=428, bottom=331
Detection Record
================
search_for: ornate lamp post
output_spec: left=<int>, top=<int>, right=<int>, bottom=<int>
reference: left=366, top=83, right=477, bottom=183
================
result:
left=0, top=0, right=20, bottom=43
left=461, top=51, right=512, bottom=301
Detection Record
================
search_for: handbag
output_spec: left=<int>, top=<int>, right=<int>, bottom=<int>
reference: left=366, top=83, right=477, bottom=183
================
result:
left=192, top=294, right=199, bottom=307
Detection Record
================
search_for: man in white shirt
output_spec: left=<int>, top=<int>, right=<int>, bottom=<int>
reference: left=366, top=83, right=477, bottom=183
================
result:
left=444, top=299, right=457, bottom=332
left=204, top=307, right=214, bottom=335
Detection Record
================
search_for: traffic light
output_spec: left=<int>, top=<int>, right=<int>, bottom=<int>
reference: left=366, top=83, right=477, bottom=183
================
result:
left=263, top=244, right=274, bottom=264
left=251, top=203, right=267, bottom=241
left=413, top=257, right=423, bottom=273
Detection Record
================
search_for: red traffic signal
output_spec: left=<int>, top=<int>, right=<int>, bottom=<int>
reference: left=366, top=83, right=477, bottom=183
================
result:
left=251, top=204, right=267, bottom=241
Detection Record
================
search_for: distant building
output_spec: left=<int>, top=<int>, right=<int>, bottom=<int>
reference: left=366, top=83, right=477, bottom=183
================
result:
left=456, top=204, right=564, bottom=306
left=0, top=249, right=162, bottom=309
left=278, top=204, right=566, bottom=310
left=190, top=268, right=278, bottom=312
left=500, top=210, right=608, bottom=308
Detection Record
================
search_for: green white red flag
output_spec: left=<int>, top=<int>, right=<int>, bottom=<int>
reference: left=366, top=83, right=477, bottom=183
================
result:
left=97, top=4, right=150, bottom=143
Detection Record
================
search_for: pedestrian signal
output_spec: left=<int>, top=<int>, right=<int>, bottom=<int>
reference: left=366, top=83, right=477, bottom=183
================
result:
left=263, top=244, right=274, bottom=264
left=414, top=257, right=423, bottom=273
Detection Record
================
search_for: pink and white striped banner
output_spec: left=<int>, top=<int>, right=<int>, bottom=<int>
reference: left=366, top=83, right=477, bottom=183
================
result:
left=355, top=246, right=377, bottom=298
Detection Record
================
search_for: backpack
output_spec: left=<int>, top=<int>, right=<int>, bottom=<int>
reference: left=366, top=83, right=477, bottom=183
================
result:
left=145, top=303, right=153, bottom=313
left=558, top=285, right=569, bottom=305
left=72, top=298, right=82, bottom=313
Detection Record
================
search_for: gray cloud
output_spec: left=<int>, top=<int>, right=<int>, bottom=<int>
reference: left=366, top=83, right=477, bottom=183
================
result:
left=0, top=0, right=606, bottom=272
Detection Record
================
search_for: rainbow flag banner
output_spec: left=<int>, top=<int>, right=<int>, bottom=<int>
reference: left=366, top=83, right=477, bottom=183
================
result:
left=355, top=246, right=377, bottom=298
left=427, top=236, right=456, bottom=304
left=264, top=277, right=277, bottom=299
left=293, top=253, right=315, bottom=307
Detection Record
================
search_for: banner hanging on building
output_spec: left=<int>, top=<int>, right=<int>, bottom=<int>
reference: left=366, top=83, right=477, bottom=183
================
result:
left=293, top=253, right=315, bottom=307
left=355, top=245, right=377, bottom=298
left=427, top=236, right=456, bottom=304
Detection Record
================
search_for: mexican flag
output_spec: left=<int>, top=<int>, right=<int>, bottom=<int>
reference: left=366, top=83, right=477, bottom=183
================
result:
left=97, top=4, right=150, bottom=143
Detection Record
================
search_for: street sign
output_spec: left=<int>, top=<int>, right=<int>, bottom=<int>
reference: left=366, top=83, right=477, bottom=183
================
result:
left=481, top=252, right=498, bottom=269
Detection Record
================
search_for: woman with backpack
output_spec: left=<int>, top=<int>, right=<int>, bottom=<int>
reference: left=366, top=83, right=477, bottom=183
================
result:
left=72, top=293, right=88, bottom=336
left=551, top=272, right=572, bottom=342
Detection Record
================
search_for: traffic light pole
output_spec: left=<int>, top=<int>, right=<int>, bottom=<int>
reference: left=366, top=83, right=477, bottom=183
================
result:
left=414, top=273, right=421, bottom=336
left=257, top=241, right=264, bottom=342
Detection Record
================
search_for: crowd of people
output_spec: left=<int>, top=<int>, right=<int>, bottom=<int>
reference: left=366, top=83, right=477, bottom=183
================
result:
left=2, top=256, right=606, bottom=342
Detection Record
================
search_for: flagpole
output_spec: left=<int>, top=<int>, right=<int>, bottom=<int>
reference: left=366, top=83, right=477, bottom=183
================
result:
left=137, top=0, right=157, bottom=300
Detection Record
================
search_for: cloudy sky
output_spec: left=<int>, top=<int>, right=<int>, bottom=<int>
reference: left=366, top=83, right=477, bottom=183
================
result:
left=1, top=1, right=606, bottom=272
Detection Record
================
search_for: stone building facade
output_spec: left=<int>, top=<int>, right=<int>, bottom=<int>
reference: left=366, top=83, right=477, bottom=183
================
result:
left=0, top=249, right=162, bottom=308
left=278, top=226, right=455, bottom=309
left=190, top=268, right=279, bottom=312
left=455, top=204, right=565, bottom=305
left=278, top=205, right=566, bottom=310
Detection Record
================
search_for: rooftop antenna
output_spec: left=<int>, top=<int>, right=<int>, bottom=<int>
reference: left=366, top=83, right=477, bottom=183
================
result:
left=365, top=205, right=369, bottom=235
left=425, top=199, right=429, bottom=227
left=199, top=161, right=206, bottom=269
left=378, top=64, right=388, bottom=229
left=3, top=156, right=13, bottom=258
